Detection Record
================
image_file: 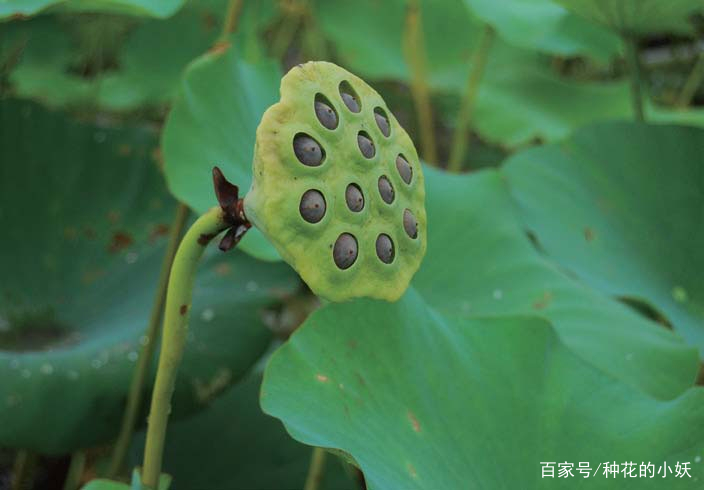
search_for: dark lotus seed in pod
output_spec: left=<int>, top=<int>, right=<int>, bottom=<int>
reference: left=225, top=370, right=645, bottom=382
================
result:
left=339, top=81, right=361, bottom=113
left=403, top=209, right=418, bottom=238
left=378, top=175, right=395, bottom=204
left=357, top=132, right=375, bottom=159
left=375, top=234, right=395, bottom=264
left=293, top=133, right=324, bottom=167
left=374, top=108, right=390, bottom=137
left=333, top=233, right=358, bottom=269
left=314, top=95, right=338, bottom=130
left=396, top=154, right=412, bottom=184
left=345, top=183, right=364, bottom=212
left=299, top=189, right=326, bottom=223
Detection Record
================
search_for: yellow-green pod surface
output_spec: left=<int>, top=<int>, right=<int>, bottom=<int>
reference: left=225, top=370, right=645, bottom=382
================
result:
left=245, top=62, right=426, bottom=302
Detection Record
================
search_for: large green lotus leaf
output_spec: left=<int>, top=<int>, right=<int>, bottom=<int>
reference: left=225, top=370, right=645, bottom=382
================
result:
left=554, top=0, right=701, bottom=34
left=2, top=16, right=100, bottom=106
left=0, top=0, right=184, bottom=19
left=129, top=373, right=356, bottom=490
left=462, top=0, right=620, bottom=60
left=312, top=0, right=704, bottom=148
left=3, top=1, right=275, bottom=111
left=162, top=46, right=282, bottom=261
left=262, top=293, right=704, bottom=489
left=412, top=166, right=698, bottom=399
left=503, top=123, right=704, bottom=356
left=0, top=99, right=298, bottom=453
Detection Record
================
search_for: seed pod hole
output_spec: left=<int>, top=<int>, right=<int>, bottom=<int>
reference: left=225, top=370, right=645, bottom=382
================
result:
left=374, top=107, right=390, bottom=137
left=333, top=233, right=358, bottom=269
left=293, top=133, right=325, bottom=167
left=314, top=94, right=338, bottom=130
left=396, top=154, right=412, bottom=184
left=378, top=175, right=395, bottom=204
left=403, top=209, right=418, bottom=239
left=357, top=131, right=375, bottom=159
left=345, top=183, right=364, bottom=212
left=299, top=189, right=326, bottom=223
left=376, top=234, right=395, bottom=264
left=339, top=81, right=361, bottom=113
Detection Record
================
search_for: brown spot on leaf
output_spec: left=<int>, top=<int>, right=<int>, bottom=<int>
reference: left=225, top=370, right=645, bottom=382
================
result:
left=108, top=231, right=133, bottom=253
left=407, top=463, right=418, bottom=478
left=64, top=227, right=78, bottom=240
left=82, top=268, right=106, bottom=285
left=179, top=304, right=188, bottom=316
left=202, top=12, right=217, bottom=31
left=84, top=226, right=97, bottom=240
left=210, top=41, right=231, bottom=55
left=198, top=233, right=216, bottom=245
left=407, top=410, right=421, bottom=433
left=149, top=223, right=170, bottom=243
left=107, top=210, right=121, bottom=224
left=151, top=147, right=164, bottom=170
left=215, top=262, right=232, bottom=276
left=117, top=144, right=132, bottom=156
left=347, top=339, right=358, bottom=350
left=316, top=373, right=329, bottom=382
left=532, top=292, right=553, bottom=310
left=584, top=227, right=595, bottom=242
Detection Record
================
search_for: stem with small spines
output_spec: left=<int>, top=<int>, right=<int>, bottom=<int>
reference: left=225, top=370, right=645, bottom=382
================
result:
left=403, top=0, right=438, bottom=165
left=107, top=203, right=190, bottom=479
left=141, top=207, right=230, bottom=487
left=447, top=25, right=495, bottom=173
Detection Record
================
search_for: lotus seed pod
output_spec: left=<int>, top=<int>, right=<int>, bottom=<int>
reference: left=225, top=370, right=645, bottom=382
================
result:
left=244, top=61, right=427, bottom=302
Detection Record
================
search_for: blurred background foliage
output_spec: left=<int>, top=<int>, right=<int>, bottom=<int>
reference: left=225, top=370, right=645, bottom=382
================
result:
left=1, top=0, right=703, bottom=489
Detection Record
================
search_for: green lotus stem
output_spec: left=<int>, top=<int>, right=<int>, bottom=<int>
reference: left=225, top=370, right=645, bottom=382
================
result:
left=108, top=203, right=190, bottom=479
left=624, top=36, right=644, bottom=122
left=304, top=447, right=327, bottom=490
left=676, top=51, right=704, bottom=109
left=141, top=206, right=230, bottom=488
left=11, top=450, right=36, bottom=490
left=403, top=0, right=438, bottom=165
left=62, top=451, right=86, bottom=490
left=220, top=0, right=244, bottom=43
left=272, top=1, right=303, bottom=59
left=447, top=25, right=495, bottom=173
left=301, top=3, right=328, bottom=61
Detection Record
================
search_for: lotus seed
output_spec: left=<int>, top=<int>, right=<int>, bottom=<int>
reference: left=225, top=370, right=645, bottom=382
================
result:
left=345, top=184, right=364, bottom=212
left=376, top=234, right=395, bottom=264
left=396, top=154, right=412, bottom=184
left=378, top=176, right=395, bottom=204
left=314, top=96, right=338, bottom=130
left=357, top=132, right=375, bottom=159
left=293, top=133, right=324, bottom=167
left=403, top=209, right=418, bottom=238
left=374, top=108, right=390, bottom=137
left=333, top=233, right=358, bottom=269
left=299, top=189, right=326, bottom=223
left=339, top=81, right=361, bottom=112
